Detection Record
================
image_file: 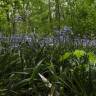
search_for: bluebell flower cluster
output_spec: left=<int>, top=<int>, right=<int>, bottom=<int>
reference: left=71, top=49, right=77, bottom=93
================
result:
left=0, top=26, right=96, bottom=48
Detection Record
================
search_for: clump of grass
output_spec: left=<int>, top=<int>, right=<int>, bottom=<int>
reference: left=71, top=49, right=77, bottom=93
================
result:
left=0, top=42, right=96, bottom=96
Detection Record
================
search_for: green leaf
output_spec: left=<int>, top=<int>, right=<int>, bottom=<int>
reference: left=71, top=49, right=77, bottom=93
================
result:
left=13, top=72, right=29, bottom=75
left=73, top=50, right=86, bottom=58
left=30, top=59, right=44, bottom=80
left=14, top=78, right=31, bottom=87
left=88, top=52, right=96, bottom=64
left=60, top=52, right=72, bottom=62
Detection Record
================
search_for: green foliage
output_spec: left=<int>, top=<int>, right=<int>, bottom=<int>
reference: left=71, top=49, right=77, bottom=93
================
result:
left=88, top=52, right=96, bottom=64
left=1, top=0, right=96, bottom=95
left=59, top=52, right=72, bottom=61
left=0, top=43, right=96, bottom=96
left=73, top=50, right=86, bottom=58
left=1, top=0, right=96, bottom=36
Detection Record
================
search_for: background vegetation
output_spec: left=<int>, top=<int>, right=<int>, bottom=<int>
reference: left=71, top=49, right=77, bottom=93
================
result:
left=0, top=0, right=96, bottom=36
left=0, top=44, right=96, bottom=96
left=0, top=0, right=96, bottom=96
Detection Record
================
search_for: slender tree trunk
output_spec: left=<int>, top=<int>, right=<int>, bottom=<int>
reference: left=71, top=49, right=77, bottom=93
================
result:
left=48, top=0, right=52, bottom=32
left=55, top=0, right=60, bottom=31
left=12, top=2, right=16, bottom=35
left=5, top=10, right=10, bottom=36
